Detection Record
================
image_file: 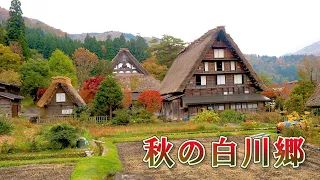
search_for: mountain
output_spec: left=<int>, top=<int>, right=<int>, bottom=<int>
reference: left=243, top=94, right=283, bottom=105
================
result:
left=245, top=54, right=314, bottom=84
left=294, top=40, right=320, bottom=56
left=0, top=7, right=153, bottom=42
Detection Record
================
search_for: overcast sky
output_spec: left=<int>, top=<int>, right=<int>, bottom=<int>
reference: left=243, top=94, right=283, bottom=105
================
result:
left=0, top=0, right=319, bottom=56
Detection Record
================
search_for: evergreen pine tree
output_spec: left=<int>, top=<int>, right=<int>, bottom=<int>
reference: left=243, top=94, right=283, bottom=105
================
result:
left=93, top=76, right=123, bottom=119
left=6, top=0, right=30, bottom=59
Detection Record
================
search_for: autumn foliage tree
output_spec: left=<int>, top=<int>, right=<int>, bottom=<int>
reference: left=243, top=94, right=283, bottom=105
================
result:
left=138, top=90, right=163, bottom=114
left=72, top=48, right=99, bottom=88
left=79, top=76, right=105, bottom=104
left=122, top=90, right=132, bottom=109
left=142, top=56, right=168, bottom=81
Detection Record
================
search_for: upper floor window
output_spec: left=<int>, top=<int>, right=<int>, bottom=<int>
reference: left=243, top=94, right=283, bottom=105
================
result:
left=234, top=74, right=243, bottom=84
left=56, top=93, right=66, bottom=102
left=196, top=75, right=207, bottom=86
left=215, top=61, right=224, bottom=71
left=214, top=49, right=224, bottom=58
left=230, top=61, right=236, bottom=71
left=204, top=62, right=209, bottom=71
left=217, top=75, right=226, bottom=85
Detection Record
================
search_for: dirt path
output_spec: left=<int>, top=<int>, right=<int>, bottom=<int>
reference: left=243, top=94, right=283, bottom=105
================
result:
left=116, top=136, right=320, bottom=180
left=0, top=164, right=75, bottom=180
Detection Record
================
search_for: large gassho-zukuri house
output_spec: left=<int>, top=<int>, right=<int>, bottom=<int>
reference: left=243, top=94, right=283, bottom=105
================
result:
left=160, top=26, right=270, bottom=120
left=112, top=48, right=160, bottom=101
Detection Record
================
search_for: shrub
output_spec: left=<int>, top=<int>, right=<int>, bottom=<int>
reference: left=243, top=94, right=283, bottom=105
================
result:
left=112, top=109, right=130, bottom=125
left=0, top=117, right=13, bottom=135
left=246, top=112, right=282, bottom=124
left=240, top=121, right=260, bottom=130
left=282, top=125, right=304, bottom=137
left=130, top=109, right=156, bottom=123
left=194, top=110, right=220, bottom=123
left=220, top=110, right=245, bottom=123
left=45, top=124, right=77, bottom=149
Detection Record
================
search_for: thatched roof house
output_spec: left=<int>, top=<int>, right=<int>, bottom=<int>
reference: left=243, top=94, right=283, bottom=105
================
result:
left=0, top=81, right=24, bottom=117
left=306, top=88, right=320, bottom=108
left=112, top=48, right=160, bottom=100
left=37, top=76, right=85, bottom=118
left=160, top=26, right=270, bottom=120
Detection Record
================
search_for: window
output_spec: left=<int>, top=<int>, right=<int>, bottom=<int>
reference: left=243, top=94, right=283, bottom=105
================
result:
left=217, top=75, right=225, bottom=85
left=245, top=88, right=249, bottom=94
left=248, top=103, right=258, bottom=109
left=56, top=93, right=66, bottom=102
left=230, top=61, right=235, bottom=71
left=204, top=62, right=209, bottom=71
left=231, top=104, right=236, bottom=109
left=218, top=105, right=225, bottom=110
left=236, top=104, right=241, bottom=109
left=229, top=88, right=234, bottom=94
left=242, top=103, right=247, bottom=109
left=201, top=76, right=207, bottom=86
left=234, top=74, right=243, bottom=84
left=223, top=92, right=228, bottom=95
left=208, top=106, right=213, bottom=110
left=196, top=76, right=201, bottom=86
left=214, top=49, right=224, bottom=58
left=62, top=109, right=73, bottom=115
left=215, top=61, right=224, bottom=71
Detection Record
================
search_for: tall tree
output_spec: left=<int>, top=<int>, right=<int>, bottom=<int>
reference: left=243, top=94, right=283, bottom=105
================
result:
left=297, top=56, right=320, bottom=86
left=90, top=60, right=113, bottom=77
left=6, top=0, right=30, bottom=59
left=0, top=69, right=21, bottom=85
left=49, top=49, right=78, bottom=87
left=84, top=34, right=102, bottom=59
left=0, top=24, right=7, bottom=45
left=93, top=76, right=123, bottom=119
left=79, top=76, right=105, bottom=104
left=72, top=48, right=99, bottom=88
left=20, top=59, right=50, bottom=101
left=148, top=35, right=185, bottom=67
left=0, top=43, right=21, bottom=72
left=141, top=55, right=168, bottom=81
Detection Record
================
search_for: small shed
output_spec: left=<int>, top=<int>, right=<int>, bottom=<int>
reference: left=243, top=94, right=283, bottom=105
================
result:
left=37, top=76, right=86, bottom=118
left=0, top=81, right=24, bottom=117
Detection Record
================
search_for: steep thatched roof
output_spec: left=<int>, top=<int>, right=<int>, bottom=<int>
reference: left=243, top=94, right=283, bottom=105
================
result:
left=115, top=70, right=161, bottom=92
left=112, top=48, right=150, bottom=75
left=37, top=76, right=86, bottom=108
left=306, top=89, right=320, bottom=107
left=160, top=26, right=267, bottom=95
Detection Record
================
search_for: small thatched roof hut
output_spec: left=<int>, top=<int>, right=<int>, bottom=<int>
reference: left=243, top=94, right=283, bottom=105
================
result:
left=37, top=76, right=85, bottom=117
left=306, top=88, right=320, bottom=107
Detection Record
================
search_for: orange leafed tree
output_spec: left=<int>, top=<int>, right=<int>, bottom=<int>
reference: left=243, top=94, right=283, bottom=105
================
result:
left=72, top=47, right=99, bottom=88
left=79, top=76, right=105, bottom=104
left=122, top=89, right=132, bottom=109
left=261, top=84, right=280, bottom=99
left=138, top=90, right=163, bottom=114
left=142, top=56, right=168, bottom=81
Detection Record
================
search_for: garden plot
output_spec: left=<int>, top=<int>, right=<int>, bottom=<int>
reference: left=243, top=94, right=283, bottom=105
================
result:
left=0, top=164, right=74, bottom=180
left=116, top=136, right=320, bottom=180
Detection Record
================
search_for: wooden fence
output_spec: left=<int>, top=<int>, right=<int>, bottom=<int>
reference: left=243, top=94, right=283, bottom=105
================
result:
left=37, top=115, right=108, bottom=124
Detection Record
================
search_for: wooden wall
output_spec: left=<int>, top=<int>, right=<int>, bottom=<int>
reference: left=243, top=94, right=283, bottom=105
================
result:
left=45, top=87, right=75, bottom=116
left=0, top=97, right=12, bottom=117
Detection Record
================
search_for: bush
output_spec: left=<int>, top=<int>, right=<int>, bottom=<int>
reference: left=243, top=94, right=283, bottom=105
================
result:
left=240, top=121, right=260, bottom=130
left=0, top=117, right=13, bottom=135
left=130, top=109, right=156, bottom=123
left=74, top=105, right=91, bottom=118
left=112, top=109, right=130, bottom=125
left=282, top=125, right=304, bottom=137
left=246, top=112, right=282, bottom=124
left=194, top=110, right=220, bottom=123
left=45, top=124, right=77, bottom=149
left=220, top=110, right=245, bottom=123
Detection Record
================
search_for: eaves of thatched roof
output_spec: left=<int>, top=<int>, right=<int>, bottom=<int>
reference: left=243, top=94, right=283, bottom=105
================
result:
left=306, top=89, right=320, bottom=107
left=159, top=26, right=267, bottom=95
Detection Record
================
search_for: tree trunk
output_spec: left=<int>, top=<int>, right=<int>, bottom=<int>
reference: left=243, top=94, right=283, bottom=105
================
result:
left=109, top=104, right=112, bottom=120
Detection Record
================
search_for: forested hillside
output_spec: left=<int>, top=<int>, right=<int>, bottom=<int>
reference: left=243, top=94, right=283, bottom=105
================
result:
left=245, top=54, right=315, bottom=84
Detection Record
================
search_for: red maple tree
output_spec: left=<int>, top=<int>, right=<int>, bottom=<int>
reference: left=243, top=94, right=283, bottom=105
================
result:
left=122, top=89, right=132, bottom=109
left=138, top=90, right=163, bottom=114
left=79, top=76, right=105, bottom=104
